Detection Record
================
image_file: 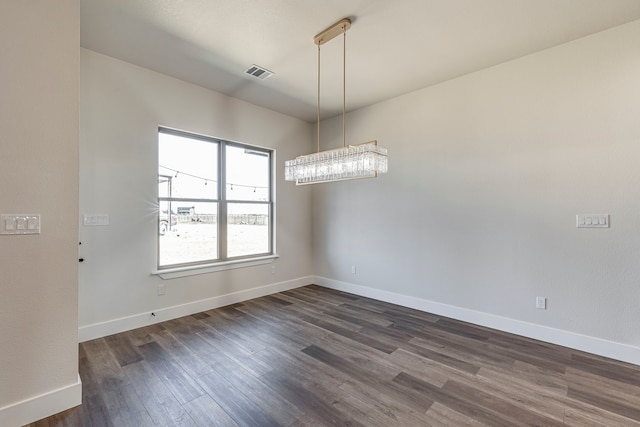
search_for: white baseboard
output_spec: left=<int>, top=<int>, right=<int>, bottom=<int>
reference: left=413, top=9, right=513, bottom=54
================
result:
left=0, top=374, right=82, bottom=427
left=78, top=274, right=640, bottom=365
left=78, top=276, right=312, bottom=342
left=314, top=276, right=640, bottom=366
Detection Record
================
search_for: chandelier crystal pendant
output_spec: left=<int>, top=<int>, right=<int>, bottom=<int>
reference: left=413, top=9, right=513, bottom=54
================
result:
left=285, top=18, right=388, bottom=185
left=285, top=141, right=387, bottom=184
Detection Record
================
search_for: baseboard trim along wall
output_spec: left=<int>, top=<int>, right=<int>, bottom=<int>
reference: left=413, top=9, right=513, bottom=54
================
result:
left=78, top=276, right=313, bottom=342
left=79, top=274, right=640, bottom=365
left=0, top=375, right=82, bottom=427
left=314, top=276, right=640, bottom=366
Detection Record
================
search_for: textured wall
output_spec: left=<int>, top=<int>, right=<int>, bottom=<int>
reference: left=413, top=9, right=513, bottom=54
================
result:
left=0, top=0, right=80, bottom=422
left=313, top=20, right=640, bottom=356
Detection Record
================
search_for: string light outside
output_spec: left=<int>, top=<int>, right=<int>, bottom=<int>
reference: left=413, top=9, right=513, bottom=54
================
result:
left=159, top=165, right=268, bottom=191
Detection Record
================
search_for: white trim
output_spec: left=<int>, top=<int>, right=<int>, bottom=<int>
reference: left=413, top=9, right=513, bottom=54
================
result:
left=314, top=276, right=640, bottom=366
left=78, top=276, right=312, bottom=342
left=0, top=374, right=82, bottom=427
left=78, top=273, right=640, bottom=364
left=153, top=255, right=279, bottom=279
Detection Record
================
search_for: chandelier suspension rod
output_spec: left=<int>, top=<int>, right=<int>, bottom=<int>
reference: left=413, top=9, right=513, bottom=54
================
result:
left=313, top=18, right=351, bottom=153
left=343, top=30, right=346, bottom=148
left=317, top=44, right=321, bottom=153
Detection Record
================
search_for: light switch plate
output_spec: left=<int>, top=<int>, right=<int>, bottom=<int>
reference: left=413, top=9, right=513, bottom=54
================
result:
left=576, top=214, right=609, bottom=228
left=1, top=214, right=40, bottom=235
left=83, top=213, right=110, bottom=226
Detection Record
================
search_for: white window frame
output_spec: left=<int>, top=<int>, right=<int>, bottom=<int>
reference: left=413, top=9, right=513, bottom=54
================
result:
left=156, top=127, right=275, bottom=275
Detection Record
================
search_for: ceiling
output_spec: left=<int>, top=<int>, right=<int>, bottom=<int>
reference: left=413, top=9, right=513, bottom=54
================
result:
left=80, top=0, right=640, bottom=122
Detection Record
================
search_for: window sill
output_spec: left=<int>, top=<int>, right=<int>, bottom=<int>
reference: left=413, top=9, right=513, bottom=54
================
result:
left=152, top=254, right=279, bottom=280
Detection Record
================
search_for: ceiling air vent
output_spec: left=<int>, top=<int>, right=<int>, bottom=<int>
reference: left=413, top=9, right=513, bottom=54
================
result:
left=245, top=64, right=274, bottom=80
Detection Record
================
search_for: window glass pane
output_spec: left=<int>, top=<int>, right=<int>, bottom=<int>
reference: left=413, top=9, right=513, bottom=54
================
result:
left=159, top=132, right=218, bottom=199
left=158, top=175, right=171, bottom=198
left=159, top=202, right=218, bottom=266
left=158, top=200, right=178, bottom=236
left=158, top=129, right=273, bottom=269
left=227, top=203, right=269, bottom=258
left=225, top=145, right=270, bottom=201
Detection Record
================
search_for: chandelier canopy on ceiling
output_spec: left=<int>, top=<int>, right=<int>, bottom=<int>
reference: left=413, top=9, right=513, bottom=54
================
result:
left=285, top=18, right=388, bottom=185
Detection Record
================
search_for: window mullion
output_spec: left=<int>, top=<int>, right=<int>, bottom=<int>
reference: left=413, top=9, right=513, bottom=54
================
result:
left=218, top=141, right=228, bottom=259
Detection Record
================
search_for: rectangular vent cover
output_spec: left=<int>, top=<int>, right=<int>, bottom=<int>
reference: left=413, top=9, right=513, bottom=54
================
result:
left=245, top=64, right=274, bottom=80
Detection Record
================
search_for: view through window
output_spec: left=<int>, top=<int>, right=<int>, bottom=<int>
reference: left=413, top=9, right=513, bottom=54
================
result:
left=158, top=128, right=272, bottom=268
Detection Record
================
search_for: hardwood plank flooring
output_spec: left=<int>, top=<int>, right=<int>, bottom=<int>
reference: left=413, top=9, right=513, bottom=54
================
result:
left=25, top=285, right=640, bottom=426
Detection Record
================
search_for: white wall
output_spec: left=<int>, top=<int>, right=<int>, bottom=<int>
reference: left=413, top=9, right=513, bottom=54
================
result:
left=314, top=20, right=640, bottom=363
left=79, top=49, right=314, bottom=339
left=0, top=1, right=81, bottom=425
left=78, top=16, right=640, bottom=365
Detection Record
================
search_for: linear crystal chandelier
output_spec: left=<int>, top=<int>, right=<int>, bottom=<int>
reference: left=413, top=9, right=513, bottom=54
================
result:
left=285, top=18, right=388, bottom=185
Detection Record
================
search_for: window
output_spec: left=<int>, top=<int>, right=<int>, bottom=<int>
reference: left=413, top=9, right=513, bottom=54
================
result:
left=158, top=128, right=273, bottom=269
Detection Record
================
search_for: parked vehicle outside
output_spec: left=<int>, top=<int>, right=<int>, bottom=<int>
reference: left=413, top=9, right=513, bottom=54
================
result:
left=159, top=210, right=177, bottom=235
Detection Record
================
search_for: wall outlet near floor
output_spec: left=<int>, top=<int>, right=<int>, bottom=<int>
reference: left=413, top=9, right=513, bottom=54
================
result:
left=271, top=265, right=276, bottom=275
left=351, top=265, right=357, bottom=275
left=536, top=296, right=547, bottom=310
left=157, top=284, right=166, bottom=296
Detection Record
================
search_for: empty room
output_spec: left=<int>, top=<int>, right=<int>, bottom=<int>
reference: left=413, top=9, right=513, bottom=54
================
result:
left=3, top=1, right=640, bottom=426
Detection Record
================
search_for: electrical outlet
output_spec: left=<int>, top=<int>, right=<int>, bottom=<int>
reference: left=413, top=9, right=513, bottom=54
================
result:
left=536, top=296, right=547, bottom=310
left=271, top=265, right=276, bottom=275
left=158, top=284, right=166, bottom=296
left=351, top=265, right=357, bottom=275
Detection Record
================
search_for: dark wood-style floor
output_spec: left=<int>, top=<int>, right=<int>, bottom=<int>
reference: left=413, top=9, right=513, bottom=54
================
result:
left=26, top=285, right=640, bottom=426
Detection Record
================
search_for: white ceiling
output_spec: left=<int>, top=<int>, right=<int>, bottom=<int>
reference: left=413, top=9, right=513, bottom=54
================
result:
left=80, top=0, right=640, bottom=122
